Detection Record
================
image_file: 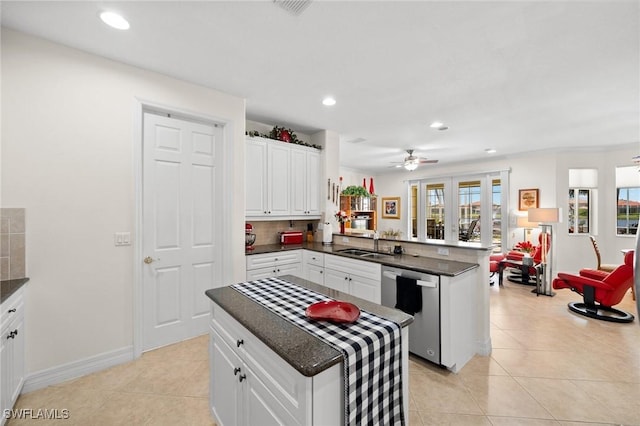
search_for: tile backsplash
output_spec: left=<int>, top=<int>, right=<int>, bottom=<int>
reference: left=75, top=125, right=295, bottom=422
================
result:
left=247, top=220, right=320, bottom=246
left=0, top=208, right=26, bottom=280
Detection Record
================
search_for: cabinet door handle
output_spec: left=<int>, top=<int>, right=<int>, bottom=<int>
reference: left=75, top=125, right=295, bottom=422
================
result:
left=238, top=374, right=247, bottom=383
left=233, top=367, right=241, bottom=376
left=236, top=339, right=244, bottom=348
left=6, top=330, right=17, bottom=339
left=8, top=308, right=16, bottom=313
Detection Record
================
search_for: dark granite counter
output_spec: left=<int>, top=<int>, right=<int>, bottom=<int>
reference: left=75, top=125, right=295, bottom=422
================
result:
left=247, top=242, right=478, bottom=277
left=1, top=278, right=29, bottom=304
left=206, top=275, right=413, bottom=377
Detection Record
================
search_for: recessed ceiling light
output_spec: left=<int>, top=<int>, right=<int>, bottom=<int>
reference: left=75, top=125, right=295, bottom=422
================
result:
left=100, top=11, right=130, bottom=30
left=429, top=121, right=448, bottom=131
left=485, top=148, right=497, bottom=154
left=322, top=97, right=336, bottom=106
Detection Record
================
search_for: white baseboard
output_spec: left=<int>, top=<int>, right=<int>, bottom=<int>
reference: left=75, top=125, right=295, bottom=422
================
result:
left=22, top=346, right=135, bottom=394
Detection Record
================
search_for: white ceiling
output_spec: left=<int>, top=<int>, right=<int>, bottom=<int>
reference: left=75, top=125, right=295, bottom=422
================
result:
left=2, top=1, right=638, bottom=173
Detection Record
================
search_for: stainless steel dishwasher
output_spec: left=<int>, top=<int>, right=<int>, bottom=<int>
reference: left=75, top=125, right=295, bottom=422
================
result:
left=381, top=266, right=441, bottom=365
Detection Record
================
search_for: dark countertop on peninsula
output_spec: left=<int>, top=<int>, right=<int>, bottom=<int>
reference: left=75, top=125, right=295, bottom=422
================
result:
left=206, top=275, right=413, bottom=377
left=247, top=242, right=478, bottom=277
left=1, top=278, right=29, bottom=304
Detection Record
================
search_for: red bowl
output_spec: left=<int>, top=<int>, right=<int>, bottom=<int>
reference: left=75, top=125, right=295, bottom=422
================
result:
left=305, top=301, right=360, bottom=323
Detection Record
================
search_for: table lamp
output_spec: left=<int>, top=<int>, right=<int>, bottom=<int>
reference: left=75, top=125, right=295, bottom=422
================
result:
left=516, top=216, right=538, bottom=242
left=528, top=208, right=560, bottom=296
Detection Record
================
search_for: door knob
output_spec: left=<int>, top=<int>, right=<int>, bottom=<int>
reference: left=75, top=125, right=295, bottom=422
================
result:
left=143, top=256, right=157, bottom=264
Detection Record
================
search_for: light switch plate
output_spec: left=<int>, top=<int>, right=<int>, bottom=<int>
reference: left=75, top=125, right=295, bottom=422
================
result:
left=114, top=232, right=131, bottom=246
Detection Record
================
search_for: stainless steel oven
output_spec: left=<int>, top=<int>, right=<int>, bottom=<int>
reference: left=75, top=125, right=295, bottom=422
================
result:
left=381, top=266, right=441, bottom=365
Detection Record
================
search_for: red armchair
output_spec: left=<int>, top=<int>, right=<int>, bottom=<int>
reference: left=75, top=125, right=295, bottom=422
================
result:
left=498, top=234, right=550, bottom=288
left=552, top=250, right=635, bottom=323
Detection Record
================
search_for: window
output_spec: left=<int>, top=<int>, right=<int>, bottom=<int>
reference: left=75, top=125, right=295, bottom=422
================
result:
left=425, top=183, right=445, bottom=240
left=568, top=169, right=597, bottom=235
left=615, top=166, right=640, bottom=235
left=568, top=189, right=590, bottom=234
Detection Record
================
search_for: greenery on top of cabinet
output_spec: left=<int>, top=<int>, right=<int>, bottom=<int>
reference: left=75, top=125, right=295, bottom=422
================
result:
left=341, top=185, right=372, bottom=197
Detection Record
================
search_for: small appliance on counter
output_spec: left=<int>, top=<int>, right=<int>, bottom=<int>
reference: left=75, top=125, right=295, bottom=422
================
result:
left=245, top=223, right=256, bottom=250
left=280, top=230, right=303, bottom=245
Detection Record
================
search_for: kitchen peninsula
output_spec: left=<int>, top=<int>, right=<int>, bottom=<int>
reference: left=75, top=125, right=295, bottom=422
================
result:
left=206, top=275, right=413, bottom=426
left=245, top=232, right=491, bottom=373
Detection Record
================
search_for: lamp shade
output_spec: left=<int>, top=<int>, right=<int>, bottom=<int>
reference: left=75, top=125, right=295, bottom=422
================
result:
left=528, top=208, right=560, bottom=223
left=517, top=216, right=538, bottom=228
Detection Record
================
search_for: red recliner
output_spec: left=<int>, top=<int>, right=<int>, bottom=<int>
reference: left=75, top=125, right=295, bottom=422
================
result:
left=552, top=250, right=635, bottom=323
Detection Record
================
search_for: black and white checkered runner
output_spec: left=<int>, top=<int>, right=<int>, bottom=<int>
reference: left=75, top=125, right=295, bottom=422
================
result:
left=231, top=277, right=405, bottom=426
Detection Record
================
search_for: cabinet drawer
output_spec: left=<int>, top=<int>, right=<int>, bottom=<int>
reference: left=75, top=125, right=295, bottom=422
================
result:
left=246, top=250, right=301, bottom=270
left=210, top=303, right=310, bottom=424
left=325, top=254, right=381, bottom=282
left=1, top=287, right=24, bottom=333
left=303, top=250, right=324, bottom=267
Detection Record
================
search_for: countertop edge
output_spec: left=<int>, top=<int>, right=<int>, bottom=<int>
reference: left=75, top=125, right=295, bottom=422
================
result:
left=247, top=243, right=479, bottom=277
left=1, top=277, right=29, bottom=304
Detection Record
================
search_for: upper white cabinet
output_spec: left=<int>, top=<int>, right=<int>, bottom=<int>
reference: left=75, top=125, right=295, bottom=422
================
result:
left=246, top=137, right=321, bottom=220
left=290, top=146, right=321, bottom=217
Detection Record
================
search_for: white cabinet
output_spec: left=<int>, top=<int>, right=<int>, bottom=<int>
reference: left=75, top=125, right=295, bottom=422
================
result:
left=1, top=287, right=25, bottom=425
left=245, top=138, right=290, bottom=217
left=303, top=250, right=324, bottom=285
left=290, top=147, right=321, bottom=217
left=246, top=250, right=303, bottom=281
left=246, top=137, right=321, bottom=220
left=209, top=302, right=341, bottom=426
left=324, top=254, right=381, bottom=304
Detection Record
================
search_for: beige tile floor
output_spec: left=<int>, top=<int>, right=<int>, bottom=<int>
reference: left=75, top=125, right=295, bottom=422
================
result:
left=8, top=281, right=640, bottom=425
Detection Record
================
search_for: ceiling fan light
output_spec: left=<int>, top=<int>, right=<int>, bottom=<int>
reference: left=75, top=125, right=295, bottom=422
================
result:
left=404, top=161, right=418, bottom=171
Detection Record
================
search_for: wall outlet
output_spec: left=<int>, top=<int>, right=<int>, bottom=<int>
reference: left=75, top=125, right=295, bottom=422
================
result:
left=342, top=237, right=349, bottom=243
left=437, top=247, right=449, bottom=256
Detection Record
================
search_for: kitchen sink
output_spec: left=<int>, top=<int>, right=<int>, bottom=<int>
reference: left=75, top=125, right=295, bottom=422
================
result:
left=336, top=248, right=393, bottom=258
left=359, top=252, right=393, bottom=258
left=336, top=248, right=373, bottom=256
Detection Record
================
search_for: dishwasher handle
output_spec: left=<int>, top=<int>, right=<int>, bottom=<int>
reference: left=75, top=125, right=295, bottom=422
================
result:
left=382, top=270, right=437, bottom=288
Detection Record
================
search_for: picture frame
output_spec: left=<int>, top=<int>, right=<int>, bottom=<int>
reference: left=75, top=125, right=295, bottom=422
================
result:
left=381, top=197, right=401, bottom=219
left=518, top=188, right=539, bottom=211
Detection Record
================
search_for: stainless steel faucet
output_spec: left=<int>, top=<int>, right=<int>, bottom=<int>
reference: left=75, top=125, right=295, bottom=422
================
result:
left=373, top=230, right=379, bottom=252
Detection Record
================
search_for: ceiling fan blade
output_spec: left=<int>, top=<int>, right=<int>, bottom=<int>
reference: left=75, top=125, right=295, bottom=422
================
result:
left=418, top=159, right=439, bottom=164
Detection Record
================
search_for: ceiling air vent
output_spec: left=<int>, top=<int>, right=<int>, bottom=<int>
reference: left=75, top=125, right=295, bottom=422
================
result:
left=274, top=0, right=312, bottom=16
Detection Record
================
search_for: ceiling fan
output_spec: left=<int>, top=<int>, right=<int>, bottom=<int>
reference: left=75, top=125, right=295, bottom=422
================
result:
left=390, top=149, right=439, bottom=171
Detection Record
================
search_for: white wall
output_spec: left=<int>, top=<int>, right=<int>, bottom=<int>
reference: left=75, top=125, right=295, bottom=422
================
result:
left=361, top=145, right=639, bottom=273
left=1, top=29, right=246, bottom=374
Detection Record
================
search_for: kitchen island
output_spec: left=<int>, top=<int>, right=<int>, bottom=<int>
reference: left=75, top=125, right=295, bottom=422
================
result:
left=206, top=275, right=413, bottom=426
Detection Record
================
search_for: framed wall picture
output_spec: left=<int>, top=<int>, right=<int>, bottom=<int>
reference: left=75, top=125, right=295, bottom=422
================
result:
left=382, top=197, right=401, bottom=219
left=518, top=188, right=539, bottom=211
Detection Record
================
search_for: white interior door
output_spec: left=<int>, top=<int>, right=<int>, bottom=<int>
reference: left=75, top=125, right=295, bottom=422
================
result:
left=142, top=112, right=222, bottom=351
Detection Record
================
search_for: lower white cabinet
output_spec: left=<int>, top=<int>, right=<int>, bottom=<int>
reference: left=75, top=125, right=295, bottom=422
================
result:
left=209, top=302, right=341, bottom=426
left=1, top=287, right=25, bottom=425
left=324, top=254, right=381, bottom=304
left=245, top=250, right=303, bottom=281
left=302, top=250, right=324, bottom=285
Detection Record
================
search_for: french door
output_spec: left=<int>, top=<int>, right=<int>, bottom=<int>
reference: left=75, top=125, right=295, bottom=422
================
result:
left=410, top=172, right=506, bottom=250
left=141, top=112, right=223, bottom=351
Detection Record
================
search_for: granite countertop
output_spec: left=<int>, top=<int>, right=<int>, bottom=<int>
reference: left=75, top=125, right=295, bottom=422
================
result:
left=247, top=242, right=478, bottom=276
left=1, top=278, right=29, bottom=304
left=206, top=275, right=413, bottom=377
